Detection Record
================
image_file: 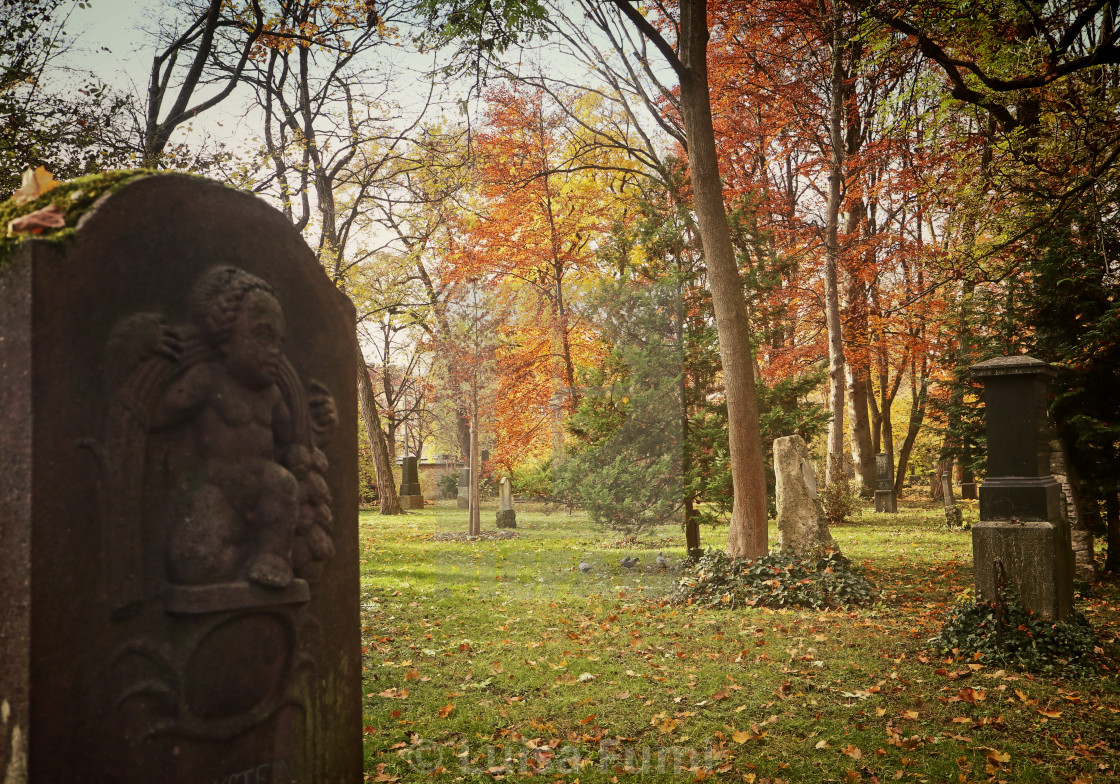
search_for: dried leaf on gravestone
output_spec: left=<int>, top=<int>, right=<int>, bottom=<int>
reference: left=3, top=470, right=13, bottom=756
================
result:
left=7, top=203, right=65, bottom=236
left=12, top=166, right=59, bottom=206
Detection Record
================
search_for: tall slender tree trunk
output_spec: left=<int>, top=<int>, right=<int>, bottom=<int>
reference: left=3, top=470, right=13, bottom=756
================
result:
left=823, top=0, right=847, bottom=485
left=677, top=0, right=768, bottom=558
left=894, top=364, right=928, bottom=498
left=469, top=403, right=481, bottom=536
left=357, top=349, right=402, bottom=515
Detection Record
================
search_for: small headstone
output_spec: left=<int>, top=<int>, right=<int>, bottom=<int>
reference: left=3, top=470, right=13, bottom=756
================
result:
left=399, top=455, right=424, bottom=509
left=971, top=355, right=1074, bottom=620
left=774, top=435, right=832, bottom=554
left=496, top=476, right=516, bottom=528
left=457, top=466, right=470, bottom=509
left=942, top=470, right=962, bottom=528
left=874, top=453, right=897, bottom=513
left=0, top=174, right=362, bottom=781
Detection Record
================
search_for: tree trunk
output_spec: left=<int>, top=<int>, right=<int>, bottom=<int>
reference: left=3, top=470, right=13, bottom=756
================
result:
left=1106, top=492, right=1120, bottom=575
left=357, top=350, right=401, bottom=515
left=823, top=0, right=847, bottom=486
left=469, top=407, right=481, bottom=536
left=844, top=277, right=875, bottom=497
left=894, top=369, right=927, bottom=498
left=677, top=0, right=768, bottom=559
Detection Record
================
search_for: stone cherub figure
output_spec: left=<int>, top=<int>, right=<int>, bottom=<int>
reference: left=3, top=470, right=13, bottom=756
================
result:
left=108, top=266, right=337, bottom=594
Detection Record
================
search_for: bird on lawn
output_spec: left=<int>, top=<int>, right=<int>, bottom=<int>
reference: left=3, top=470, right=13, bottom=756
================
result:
left=621, top=556, right=639, bottom=569
left=579, top=557, right=592, bottom=573
left=656, top=552, right=668, bottom=569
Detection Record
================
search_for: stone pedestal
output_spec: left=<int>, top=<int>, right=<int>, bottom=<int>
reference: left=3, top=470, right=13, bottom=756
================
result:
left=971, top=355, right=1074, bottom=620
left=399, top=455, right=424, bottom=509
left=873, top=453, right=897, bottom=513
left=495, top=476, right=516, bottom=528
left=0, top=174, right=362, bottom=782
left=457, top=467, right=470, bottom=509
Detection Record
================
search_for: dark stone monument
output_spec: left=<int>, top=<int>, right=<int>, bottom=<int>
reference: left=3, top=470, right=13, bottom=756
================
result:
left=496, top=476, right=516, bottom=528
left=873, top=453, right=897, bottom=513
left=399, top=455, right=424, bottom=510
left=0, top=175, right=362, bottom=782
left=457, top=467, right=470, bottom=509
left=971, top=355, right=1074, bottom=620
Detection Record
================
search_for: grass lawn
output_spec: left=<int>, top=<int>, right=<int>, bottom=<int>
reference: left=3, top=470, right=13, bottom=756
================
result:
left=359, top=500, right=1120, bottom=783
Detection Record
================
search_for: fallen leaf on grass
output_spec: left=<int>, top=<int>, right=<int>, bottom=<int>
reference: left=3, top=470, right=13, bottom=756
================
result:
left=372, top=762, right=399, bottom=782
left=1037, top=709, right=1062, bottom=718
left=438, top=703, right=455, bottom=718
left=378, top=688, right=409, bottom=699
left=841, top=744, right=862, bottom=760
left=957, top=687, right=986, bottom=704
left=980, top=747, right=1010, bottom=764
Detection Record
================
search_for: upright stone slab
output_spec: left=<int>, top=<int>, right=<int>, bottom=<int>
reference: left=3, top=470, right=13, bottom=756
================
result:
left=874, top=453, right=897, bottom=513
left=774, top=435, right=831, bottom=554
left=971, top=355, right=1074, bottom=620
left=457, top=467, right=470, bottom=509
left=399, top=455, right=424, bottom=510
left=0, top=175, right=362, bottom=782
left=496, top=477, right=516, bottom=528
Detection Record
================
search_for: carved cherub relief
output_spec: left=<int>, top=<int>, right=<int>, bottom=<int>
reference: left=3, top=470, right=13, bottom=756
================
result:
left=102, top=266, right=337, bottom=614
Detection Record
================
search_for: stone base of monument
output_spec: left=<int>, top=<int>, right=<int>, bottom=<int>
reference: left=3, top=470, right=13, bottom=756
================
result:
left=874, top=490, right=897, bottom=513
left=972, top=519, right=1074, bottom=620
left=496, top=510, right=517, bottom=528
left=401, top=494, right=425, bottom=509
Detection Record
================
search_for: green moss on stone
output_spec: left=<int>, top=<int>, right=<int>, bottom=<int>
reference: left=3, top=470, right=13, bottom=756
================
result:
left=0, top=169, right=215, bottom=268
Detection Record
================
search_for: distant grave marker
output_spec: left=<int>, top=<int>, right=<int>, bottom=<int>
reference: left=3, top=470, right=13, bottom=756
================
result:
left=399, top=455, right=424, bottom=509
left=874, top=453, right=897, bottom=513
left=496, top=477, right=516, bottom=528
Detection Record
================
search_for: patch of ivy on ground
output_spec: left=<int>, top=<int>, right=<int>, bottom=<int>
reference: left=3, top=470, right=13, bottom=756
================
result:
left=928, top=593, right=1105, bottom=675
left=673, top=547, right=877, bottom=609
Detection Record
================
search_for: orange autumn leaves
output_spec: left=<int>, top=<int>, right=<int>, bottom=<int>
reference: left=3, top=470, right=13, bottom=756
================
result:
left=441, top=85, right=619, bottom=463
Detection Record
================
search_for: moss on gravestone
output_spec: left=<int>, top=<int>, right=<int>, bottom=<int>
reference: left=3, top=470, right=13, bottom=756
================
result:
left=0, top=169, right=215, bottom=268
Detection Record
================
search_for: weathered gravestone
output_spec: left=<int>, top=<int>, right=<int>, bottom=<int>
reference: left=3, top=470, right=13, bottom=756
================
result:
left=971, top=355, right=1074, bottom=620
left=0, top=174, right=362, bottom=782
left=457, top=467, right=470, bottom=509
left=874, top=453, right=897, bottom=513
left=399, top=455, right=424, bottom=509
left=774, top=435, right=832, bottom=554
left=496, top=477, right=516, bottom=528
